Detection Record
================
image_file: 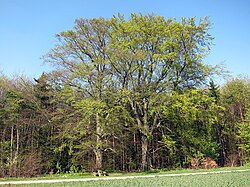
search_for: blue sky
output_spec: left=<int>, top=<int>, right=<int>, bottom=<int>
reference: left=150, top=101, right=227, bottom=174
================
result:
left=0, top=0, right=250, bottom=83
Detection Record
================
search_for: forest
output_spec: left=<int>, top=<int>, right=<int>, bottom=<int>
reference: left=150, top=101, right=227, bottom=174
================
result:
left=0, top=14, right=250, bottom=178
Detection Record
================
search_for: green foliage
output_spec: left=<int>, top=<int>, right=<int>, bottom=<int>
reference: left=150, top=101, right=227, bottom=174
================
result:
left=162, top=89, right=221, bottom=163
left=219, top=77, right=250, bottom=165
left=209, top=80, right=220, bottom=103
left=238, top=110, right=250, bottom=163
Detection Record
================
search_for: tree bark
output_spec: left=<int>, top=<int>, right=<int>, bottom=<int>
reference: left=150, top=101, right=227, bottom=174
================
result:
left=10, top=125, right=14, bottom=163
left=94, top=149, right=102, bottom=169
left=16, top=128, right=19, bottom=157
left=141, top=98, right=149, bottom=171
left=141, top=134, right=148, bottom=171
left=94, top=113, right=102, bottom=169
left=128, top=97, right=150, bottom=171
left=13, top=128, right=19, bottom=177
left=0, top=127, right=6, bottom=176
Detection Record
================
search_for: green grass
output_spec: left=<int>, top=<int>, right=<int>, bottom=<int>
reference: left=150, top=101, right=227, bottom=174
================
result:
left=0, top=166, right=250, bottom=182
left=4, top=170, right=250, bottom=187
left=0, top=173, right=91, bottom=182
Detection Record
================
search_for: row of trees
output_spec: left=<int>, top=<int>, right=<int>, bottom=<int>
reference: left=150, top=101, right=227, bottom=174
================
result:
left=0, top=14, right=250, bottom=177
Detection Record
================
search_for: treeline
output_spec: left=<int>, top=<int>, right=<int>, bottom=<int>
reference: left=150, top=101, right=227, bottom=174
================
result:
left=0, top=14, right=250, bottom=177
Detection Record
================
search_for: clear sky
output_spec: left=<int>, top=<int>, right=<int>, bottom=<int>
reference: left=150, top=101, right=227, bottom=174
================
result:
left=1, top=0, right=250, bottom=82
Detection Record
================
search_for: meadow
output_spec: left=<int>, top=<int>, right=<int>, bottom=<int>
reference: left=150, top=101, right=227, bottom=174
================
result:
left=1, top=169, right=250, bottom=187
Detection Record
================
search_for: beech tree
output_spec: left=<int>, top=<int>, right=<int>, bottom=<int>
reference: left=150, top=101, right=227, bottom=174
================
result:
left=109, top=14, right=215, bottom=170
left=43, top=14, right=219, bottom=170
left=44, top=18, right=114, bottom=169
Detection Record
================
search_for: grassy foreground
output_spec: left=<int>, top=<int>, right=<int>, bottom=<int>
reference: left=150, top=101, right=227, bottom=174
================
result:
left=2, top=170, right=249, bottom=187
left=0, top=167, right=250, bottom=187
left=1, top=166, right=250, bottom=182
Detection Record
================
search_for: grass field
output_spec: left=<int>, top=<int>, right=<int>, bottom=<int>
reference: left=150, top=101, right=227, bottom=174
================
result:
left=1, top=169, right=250, bottom=187
left=1, top=166, right=250, bottom=182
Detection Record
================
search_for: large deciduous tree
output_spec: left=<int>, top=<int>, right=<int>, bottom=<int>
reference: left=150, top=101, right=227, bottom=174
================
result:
left=109, top=14, right=215, bottom=170
left=44, top=14, right=217, bottom=170
left=44, top=18, right=114, bottom=169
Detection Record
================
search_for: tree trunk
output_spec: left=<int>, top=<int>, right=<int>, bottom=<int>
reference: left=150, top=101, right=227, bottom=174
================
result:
left=95, top=113, right=102, bottom=169
left=94, top=149, right=102, bottom=169
left=9, top=125, right=15, bottom=177
left=134, top=132, right=138, bottom=169
left=141, top=134, right=148, bottom=171
left=112, top=136, right=115, bottom=169
left=0, top=127, right=6, bottom=177
left=128, top=97, right=150, bottom=171
left=141, top=98, right=149, bottom=171
left=13, top=128, right=19, bottom=177
left=10, top=125, right=14, bottom=163
left=16, top=128, right=19, bottom=157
